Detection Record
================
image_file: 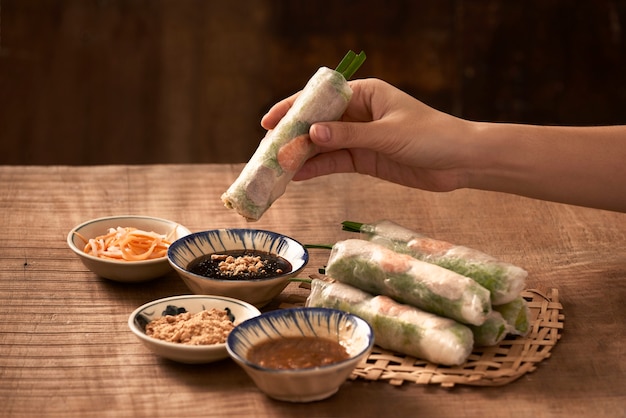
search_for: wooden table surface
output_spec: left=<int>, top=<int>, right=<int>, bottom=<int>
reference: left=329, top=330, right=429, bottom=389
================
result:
left=1, top=164, right=624, bottom=418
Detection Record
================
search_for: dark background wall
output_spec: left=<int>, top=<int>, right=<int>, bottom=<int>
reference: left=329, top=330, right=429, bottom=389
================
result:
left=1, top=0, right=625, bottom=165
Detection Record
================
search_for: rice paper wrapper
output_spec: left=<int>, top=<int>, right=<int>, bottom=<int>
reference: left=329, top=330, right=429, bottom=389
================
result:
left=306, top=279, right=474, bottom=366
left=468, top=310, right=509, bottom=346
left=360, top=219, right=528, bottom=305
left=221, top=66, right=352, bottom=221
left=493, top=295, right=531, bottom=336
left=325, top=239, right=492, bottom=326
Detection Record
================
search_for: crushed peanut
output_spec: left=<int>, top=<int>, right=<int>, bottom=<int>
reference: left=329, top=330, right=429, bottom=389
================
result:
left=145, top=308, right=235, bottom=345
left=211, top=253, right=282, bottom=276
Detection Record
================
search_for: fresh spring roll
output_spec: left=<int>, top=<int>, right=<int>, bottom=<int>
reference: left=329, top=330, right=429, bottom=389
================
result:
left=471, top=298, right=531, bottom=345
left=306, top=279, right=474, bottom=366
left=221, top=67, right=353, bottom=221
left=349, top=219, right=527, bottom=305
left=468, top=311, right=509, bottom=346
left=493, top=295, right=531, bottom=336
left=325, top=239, right=492, bottom=326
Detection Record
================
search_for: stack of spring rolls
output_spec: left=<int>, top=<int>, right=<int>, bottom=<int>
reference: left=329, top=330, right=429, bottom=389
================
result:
left=306, top=220, right=531, bottom=366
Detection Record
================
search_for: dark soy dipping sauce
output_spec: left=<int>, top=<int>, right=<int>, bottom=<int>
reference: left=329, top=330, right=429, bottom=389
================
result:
left=187, top=249, right=292, bottom=280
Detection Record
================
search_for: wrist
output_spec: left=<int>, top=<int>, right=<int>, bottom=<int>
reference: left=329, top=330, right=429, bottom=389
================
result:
left=462, top=121, right=534, bottom=193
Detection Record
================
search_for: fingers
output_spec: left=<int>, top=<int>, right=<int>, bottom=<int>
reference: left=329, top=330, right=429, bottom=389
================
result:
left=261, top=78, right=380, bottom=130
left=291, top=149, right=364, bottom=181
left=309, top=119, right=400, bottom=156
left=260, top=92, right=299, bottom=130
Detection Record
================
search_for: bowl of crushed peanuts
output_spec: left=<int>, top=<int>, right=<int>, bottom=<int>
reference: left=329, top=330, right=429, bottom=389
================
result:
left=68, top=215, right=191, bottom=282
left=128, top=294, right=261, bottom=364
left=167, top=229, right=309, bottom=308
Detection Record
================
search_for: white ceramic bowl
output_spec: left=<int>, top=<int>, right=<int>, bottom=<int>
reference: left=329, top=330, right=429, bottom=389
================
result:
left=128, top=294, right=261, bottom=364
left=226, top=307, right=374, bottom=402
left=167, top=229, right=309, bottom=308
left=67, top=215, right=191, bottom=282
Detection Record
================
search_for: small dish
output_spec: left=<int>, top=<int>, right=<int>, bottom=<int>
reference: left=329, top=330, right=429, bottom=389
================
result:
left=128, top=294, right=261, bottom=364
left=226, top=307, right=374, bottom=402
left=167, top=228, right=309, bottom=308
left=67, top=215, right=191, bottom=282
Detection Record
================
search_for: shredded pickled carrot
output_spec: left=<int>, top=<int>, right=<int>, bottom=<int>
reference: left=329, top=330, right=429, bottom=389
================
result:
left=76, top=227, right=172, bottom=261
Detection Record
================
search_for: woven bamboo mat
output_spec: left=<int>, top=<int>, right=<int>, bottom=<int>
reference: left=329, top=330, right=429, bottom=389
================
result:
left=281, top=287, right=564, bottom=388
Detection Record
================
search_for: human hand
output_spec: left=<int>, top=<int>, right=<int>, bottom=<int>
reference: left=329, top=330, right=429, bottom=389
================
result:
left=262, top=78, right=472, bottom=192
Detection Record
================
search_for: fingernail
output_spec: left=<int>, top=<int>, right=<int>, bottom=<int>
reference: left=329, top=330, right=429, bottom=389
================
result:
left=311, top=124, right=331, bottom=143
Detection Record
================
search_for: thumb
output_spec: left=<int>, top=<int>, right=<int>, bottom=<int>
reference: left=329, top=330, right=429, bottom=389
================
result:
left=309, top=121, right=390, bottom=152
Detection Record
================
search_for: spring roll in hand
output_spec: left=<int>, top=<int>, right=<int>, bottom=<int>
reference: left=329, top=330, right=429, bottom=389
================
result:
left=222, top=52, right=365, bottom=221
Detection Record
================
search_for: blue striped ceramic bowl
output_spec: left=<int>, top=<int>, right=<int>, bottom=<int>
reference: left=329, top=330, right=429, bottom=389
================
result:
left=226, top=307, right=374, bottom=402
left=167, top=229, right=309, bottom=308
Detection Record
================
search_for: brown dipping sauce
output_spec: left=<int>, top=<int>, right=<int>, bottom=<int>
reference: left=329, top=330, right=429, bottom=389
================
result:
left=247, top=336, right=350, bottom=369
left=187, top=249, right=292, bottom=280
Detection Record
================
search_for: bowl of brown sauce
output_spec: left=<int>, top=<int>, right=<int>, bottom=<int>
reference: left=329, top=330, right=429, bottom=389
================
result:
left=167, top=229, right=309, bottom=308
left=226, top=307, right=374, bottom=403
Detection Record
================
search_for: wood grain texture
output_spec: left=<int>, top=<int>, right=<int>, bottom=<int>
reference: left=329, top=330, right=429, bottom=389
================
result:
left=0, top=164, right=624, bottom=417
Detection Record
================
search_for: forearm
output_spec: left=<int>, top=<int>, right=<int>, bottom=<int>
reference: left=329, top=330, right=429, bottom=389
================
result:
left=464, top=123, right=626, bottom=212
